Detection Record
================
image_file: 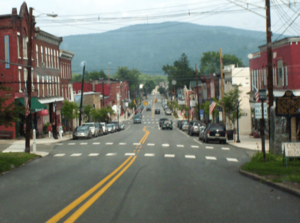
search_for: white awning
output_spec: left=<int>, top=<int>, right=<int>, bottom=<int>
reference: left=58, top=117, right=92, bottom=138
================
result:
left=38, top=97, right=64, bottom=104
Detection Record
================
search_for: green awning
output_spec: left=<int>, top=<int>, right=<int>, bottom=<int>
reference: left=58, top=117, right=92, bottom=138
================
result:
left=18, top=97, right=47, bottom=113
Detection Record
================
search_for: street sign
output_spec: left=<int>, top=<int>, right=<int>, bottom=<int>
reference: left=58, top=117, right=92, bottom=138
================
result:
left=259, top=89, right=267, bottom=101
left=276, top=90, right=300, bottom=117
left=172, top=80, right=176, bottom=85
left=144, top=101, right=147, bottom=106
left=255, top=103, right=267, bottom=119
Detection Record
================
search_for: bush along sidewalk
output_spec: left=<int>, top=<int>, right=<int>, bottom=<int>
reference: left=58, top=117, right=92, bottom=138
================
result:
left=241, top=152, right=300, bottom=186
left=0, top=152, right=40, bottom=174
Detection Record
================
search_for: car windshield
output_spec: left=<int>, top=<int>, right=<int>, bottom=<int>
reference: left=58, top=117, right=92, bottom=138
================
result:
left=83, top=123, right=94, bottom=127
left=107, top=124, right=113, bottom=127
left=77, top=126, right=89, bottom=131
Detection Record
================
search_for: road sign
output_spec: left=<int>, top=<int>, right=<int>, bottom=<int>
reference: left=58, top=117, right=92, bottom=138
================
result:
left=144, top=100, right=147, bottom=106
left=255, top=103, right=267, bottom=119
left=259, top=89, right=267, bottom=101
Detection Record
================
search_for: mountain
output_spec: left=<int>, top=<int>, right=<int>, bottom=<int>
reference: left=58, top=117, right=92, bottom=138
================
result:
left=60, top=22, right=273, bottom=75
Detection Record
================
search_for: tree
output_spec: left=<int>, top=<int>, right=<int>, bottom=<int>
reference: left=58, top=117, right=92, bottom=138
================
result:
left=200, top=51, right=245, bottom=75
left=0, top=86, right=24, bottom=127
left=91, top=106, right=115, bottom=122
left=72, top=73, right=82, bottom=82
left=162, top=53, right=194, bottom=91
left=158, top=86, right=166, bottom=95
left=221, top=86, right=243, bottom=129
left=199, top=99, right=219, bottom=120
left=61, top=100, right=79, bottom=130
left=85, top=70, right=107, bottom=81
left=143, top=80, right=156, bottom=95
left=83, top=104, right=94, bottom=122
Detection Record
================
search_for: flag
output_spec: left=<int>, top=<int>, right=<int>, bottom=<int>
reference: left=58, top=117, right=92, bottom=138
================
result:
left=209, top=100, right=217, bottom=115
left=254, top=86, right=260, bottom=102
left=107, top=112, right=110, bottom=118
left=24, top=89, right=30, bottom=116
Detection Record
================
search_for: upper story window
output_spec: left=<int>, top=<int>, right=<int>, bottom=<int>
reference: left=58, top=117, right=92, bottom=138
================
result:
left=17, top=35, right=20, bottom=58
left=41, top=46, right=44, bottom=66
left=45, top=48, right=48, bottom=68
left=36, top=45, right=39, bottom=67
left=22, top=36, right=28, bottom=58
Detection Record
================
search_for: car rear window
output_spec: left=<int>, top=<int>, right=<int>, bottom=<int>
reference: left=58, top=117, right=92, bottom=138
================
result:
left=210, top=124, right=226, bottom=131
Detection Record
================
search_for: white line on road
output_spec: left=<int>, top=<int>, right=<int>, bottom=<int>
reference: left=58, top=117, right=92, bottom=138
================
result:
left=93, top=142, right=100, bottom=145
left=119, top=143, right=126, bottom=145
left=80, top=143, right=88, bottom=145
left=177, top=128, right=190, bottom=137
left=205, top=146, right=214, bottom=149
left=57, top=143, right=63, bottom=145
left=205, top=156, right=217, bottom=160
left=147, top=143, right=155, bottom=146
left=68, top=143, right=75, bottom=145
left=185, top=155, right=196, bottom=159
left=177, top=145, right=184, bottom=147
left=106, top=153, right=116, bottom=156
left=71, top=153, right=82, bottom=157
left=222, top=147, right=230, bottom=150
left=227, top=158, right=238, bottom=162
left=54, top=154, right=65, bottom=157
left=191, top=145, right=199, bottom=148
left=193, top=139, right=202, bottom=145
left=125, top=153, right=136, bottom=156
left=106, top=142, right=113, bottom=145
left=133, top=143, right=141, bottom=145
left=164, top=154, right=175, bottom=158
left=144, top=153, right=155, bottom=157
left=162, top=144, right=169, bottom=147
left=89, top=153, right=99, bottom=156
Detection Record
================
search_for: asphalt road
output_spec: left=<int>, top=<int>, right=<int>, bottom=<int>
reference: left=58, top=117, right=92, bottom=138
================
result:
left=0, top=93, right=300, bottom=223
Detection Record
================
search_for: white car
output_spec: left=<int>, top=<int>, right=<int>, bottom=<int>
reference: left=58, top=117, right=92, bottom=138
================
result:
left=82, top=122, right=98, bottom=137
left=100, top=122, right=108, bottom=134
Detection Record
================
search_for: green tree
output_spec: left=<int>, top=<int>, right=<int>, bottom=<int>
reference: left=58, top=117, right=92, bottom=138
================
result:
left=0, top=86, right=24, bottom=127
left=85, top=70, right=107, bottom=81
left=91, top=106, right=115, bottom=123
left=72, top=73, right=82, bottom=82
left=221, top=86, right=243, bottom=129
left=83, top=104, right=94, bottom=122
left=61, top=100, right=79, bottom=130
left=200, top=51, right=245, bottom=75
left=143, top=80, right=156, bottom=95
left=162, top=53, right=194, bottom=91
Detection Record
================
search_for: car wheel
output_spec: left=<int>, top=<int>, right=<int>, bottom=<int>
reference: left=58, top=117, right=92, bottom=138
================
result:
left=73, top=137, right=77, bottom=140
left=170, top=128, right=173, bottom=130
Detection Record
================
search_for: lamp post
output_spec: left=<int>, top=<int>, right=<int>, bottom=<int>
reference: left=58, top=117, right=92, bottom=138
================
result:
left=54, top=100, right=57, bottom=139
left=236, top=99, right=240, bottom=143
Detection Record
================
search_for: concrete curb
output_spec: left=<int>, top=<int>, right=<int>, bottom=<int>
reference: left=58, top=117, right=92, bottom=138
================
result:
left=239, top=168, right=300, bottom=198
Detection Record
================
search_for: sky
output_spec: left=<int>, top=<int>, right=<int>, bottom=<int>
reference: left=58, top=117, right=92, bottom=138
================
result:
left=1, top=0, right=300, bottom=37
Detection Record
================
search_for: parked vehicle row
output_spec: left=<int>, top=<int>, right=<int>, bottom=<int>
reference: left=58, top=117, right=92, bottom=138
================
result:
left=73, top=121, right=125, bottom=140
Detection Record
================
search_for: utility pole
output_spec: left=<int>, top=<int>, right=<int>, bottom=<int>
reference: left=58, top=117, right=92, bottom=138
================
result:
left=79, top=64, right=85, bottom=126
left=195, top=64, right=201, bottom=121
left=220, top=48, right=225, bottom=125
left=102, top=79, right=105, bottom=108
left=266, top=0, right=273, bottom=141
left=25, top=7, right=33, bottom=153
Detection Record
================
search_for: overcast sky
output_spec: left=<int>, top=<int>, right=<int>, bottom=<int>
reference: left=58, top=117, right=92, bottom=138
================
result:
left=1, top=0, right=299, bottom=37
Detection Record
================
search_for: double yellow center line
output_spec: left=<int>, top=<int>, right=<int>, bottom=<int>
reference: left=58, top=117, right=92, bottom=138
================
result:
left=47, top=127, right=150, bottom=223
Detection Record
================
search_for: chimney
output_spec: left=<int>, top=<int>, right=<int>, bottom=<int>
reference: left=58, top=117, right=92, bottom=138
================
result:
left=12, top=8, right=17, bottom=15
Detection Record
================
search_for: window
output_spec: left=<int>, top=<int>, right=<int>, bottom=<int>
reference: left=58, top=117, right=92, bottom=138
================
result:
left=273, top=67, right=277, bottom=86
left=22, top=37, right=28, bottom=58
left=78, top=90, right=81, bottom=94
left=45, top=48, right=48, bottom=68
left=277, top=60, right=283, bottom=87
left=42, top=76, right=45, bottom=97
left=250, top=70, right=253, bottom=90
left=36, top=45, right=39, bottom=67
left=48, top=49, right=51, bottom=69
left=51, top=49, right=53, bottom=68
left=46, top=76, right=49, bottom=96
left=57, top=50, right=59, bottom=69
left=65, top=88, right=68, bottom=99
left=18, top=70, right=21, bottom=92
left=58, top=77, right=60, bottom=96
left=54, top=50, right=56, bottom=68
left=17, top=36, right=20, bottom=58
left=257, top=70, right=260, bottom=89
left=31, top=70, right=34, bottom=92
left=73, top=91, right=76, bottom=95
left=37, top=75, right=40, bottom=97
left=285, top=65, right=288, bottom=87
left=24, top=68, right=27, bottom=90
left=263, top=68, right=267, bottom=86
left=52, top=76, right=55, bottom=96
left=41, top=46, right=43, bottom=65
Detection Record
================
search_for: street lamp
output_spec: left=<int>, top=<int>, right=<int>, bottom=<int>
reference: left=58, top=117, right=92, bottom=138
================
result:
left=54, top=100, right=57, bottom=139
left=236, top=99, right=240, bottom=143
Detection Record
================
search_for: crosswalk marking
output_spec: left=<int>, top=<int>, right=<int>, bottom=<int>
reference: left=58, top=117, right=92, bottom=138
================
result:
left=125, top=153, right=136, bottom=156
left=147, top=143, right=155, bottom=146
left=222, top=147, right=230, bottom=150
left=119, top=142, right=126, bottom=145
left=106, top=153, right=116, bottom=156
left=106, top=142, right=113, bottom=145
left=92, top=142, right=100, bottom=145
left=144, top=153, right=155, bottom=157
left=164, top=154, right=175, bottom=158
left=133, top=143, right=141, bottom=145
left=205, top=156, right=217, bottom=160
left=227, top=158, right=238, bottom=162
left=177, top=145, right=184, bottom=148
left=68, top=143, right=75, bottom=145
left=54, top=154, right=65, bottom=157
left=205, top=146, right=214, bottom=149
left=185, top=155, right=196, bottom=159
left=71, top=153, right=82, bottom=157
left=191, top=145, right=199, bottom=148
left=89, top=153, right=99, bottom=156
left=162, top=144, right=169, bottom=147
left=80, top=142, right=88, bottom=145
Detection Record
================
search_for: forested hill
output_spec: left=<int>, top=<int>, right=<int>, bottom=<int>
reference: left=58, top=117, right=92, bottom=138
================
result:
left=60, top=22, right=273, bottom=75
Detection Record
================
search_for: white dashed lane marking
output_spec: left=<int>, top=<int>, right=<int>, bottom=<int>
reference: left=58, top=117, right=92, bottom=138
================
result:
left=222, top=147, right=230, bottom=150
left=106, top=142, right=113, bottom=145
left=144, top=153, right=155, bottom=157
left=80, top=143, right=88, bottom=145
left=205, top=156, right=217, bottom=160
left=205, top=146, right=214, bottom=149
left=125, top=153, right=136, bottom=156
left=119, top=142, right=126, bottom=145
left=68, top=143, right=75, bottom=145
left=92, top=142, right=100, bottom=145
left=227, top=158, right=238, bottom=162
left=191, top=145, right=199, bottom=148
left=57, top=143, right=63, bottom=145
left=54, top=154, right=65, bottom=157
left=106, top=153, right=116, bottom=156
left=133, top=143, right=141, bottom=145
left=89, top=153, right=99, bottom=156
left=147, top=143, right=155, bottom=146
left=164, top=154, right=175, bottom=158
left=71, top=153, right=82, bottom=157
left=162, top=144, right=170, bottom=147
left=185, top=155, right=196, bottom=159
left=177, top=145, right=184, bottom=148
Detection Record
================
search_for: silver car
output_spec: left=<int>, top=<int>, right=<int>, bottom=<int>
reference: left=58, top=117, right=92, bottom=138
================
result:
left=73, top=126, right=92, bottom=140
left=107, top=123, right=115, bottom=133
left=100, top=122, right=108, bottom=134
left=82, top=122, right=99, bottom=137
left=182, top=122, right=189, bottom=131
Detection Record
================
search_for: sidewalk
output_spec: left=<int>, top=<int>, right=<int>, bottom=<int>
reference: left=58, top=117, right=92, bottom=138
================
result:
left=227, top=135, right=269, bottom=152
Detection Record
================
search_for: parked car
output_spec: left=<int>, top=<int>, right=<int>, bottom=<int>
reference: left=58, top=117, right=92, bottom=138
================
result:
left=119, top=122, right=125, bottom=130
left=162, top=120, right=173, bottom=130
left=107, top=123, right=115, bottom=133
left=179, top=120, right=188, bottom=130
left=133, top=113, right=142, bottom=124
left=155, top=109, right=160, bottom=114
left=95, top=123, right=103, bottom=136
left=203, top=123, right=227, bottom=144
left=198, top=126, right=206, bottom=141
left=159, top=118, right=168, bottom=127
left=146, top=106, right=151, bottom=111
left=182, top=122, right=189, bottom=131
left=110, top=121, right=120, bottom=131
left=188, top=121, right=205, bottom=136
left=82, top=122, right=98, bottom=137
left=73, top=126, right=92, bottom=140
left=100, top=122, right=108, bottom=135
left=165, top=109, right=172, bottom=115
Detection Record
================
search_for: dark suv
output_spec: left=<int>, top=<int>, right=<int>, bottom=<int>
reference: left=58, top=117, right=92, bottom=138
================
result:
left=203, top=123, right=227, bottom=144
